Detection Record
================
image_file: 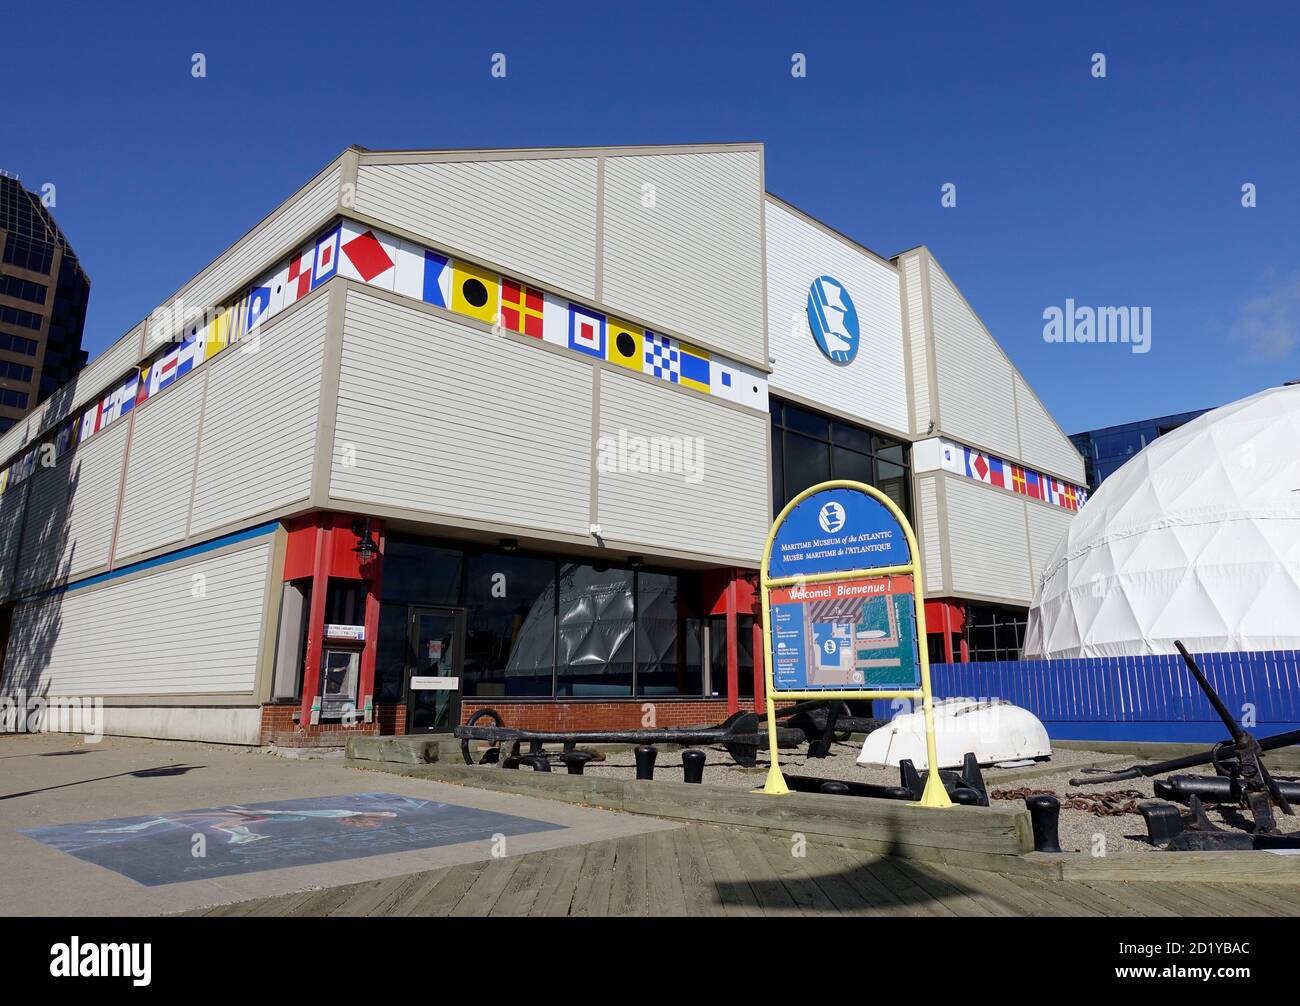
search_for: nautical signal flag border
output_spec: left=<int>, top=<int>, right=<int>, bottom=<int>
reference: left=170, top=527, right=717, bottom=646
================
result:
left=0, top=216, right=769, bottom=497
left=938, top=437, right=1087, bottom=511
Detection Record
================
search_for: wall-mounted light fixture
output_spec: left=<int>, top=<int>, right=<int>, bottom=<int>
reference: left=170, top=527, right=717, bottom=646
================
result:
left=499, top=538, right=519, bottom=553
left=351, top=518, right=379, bottom=560
left=627, top=555, right=644, bottom=570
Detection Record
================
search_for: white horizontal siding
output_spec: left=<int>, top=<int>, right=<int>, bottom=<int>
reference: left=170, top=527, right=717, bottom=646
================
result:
left=356, top=158, right=599, bottom=299
left=0, top=481, right=28, bottom=600
left=0, top=539, right=272, bottom=698
left=14, top=420, right=128, bottom=592
left=929, top=259, right=1020, bottom=458
left=903, top=254, right=930, bottom=435
left=189, top=296, right=326, bottom=535
left=916, top=475, right=944, bottom=594
left=601, top=151, right=765, bottom=366
left=941, top=474, right=1033, bottom=604
left=331, top=290, right=592, bottom=535
left=68, top=324, right=146, bottom=416
left=113, top=376, right=205, bottom=561
left=764, top=201, right=908, bottom=434
left=1015, top=374, right=1086, bottom=483
left=596, top=370, right=768, bottom=563
left=1026, top=502, right=1074, bottom=598
left=146, top=164, right=341, bottom=354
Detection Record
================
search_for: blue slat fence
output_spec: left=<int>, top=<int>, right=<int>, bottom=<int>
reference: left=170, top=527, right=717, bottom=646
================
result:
left=869, top=650, right=1300, bottom=744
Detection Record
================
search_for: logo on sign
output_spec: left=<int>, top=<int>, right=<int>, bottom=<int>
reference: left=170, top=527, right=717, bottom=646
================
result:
left=818, top=501, right=846, bottom=533
left=807, top=276, right=860, bottom=364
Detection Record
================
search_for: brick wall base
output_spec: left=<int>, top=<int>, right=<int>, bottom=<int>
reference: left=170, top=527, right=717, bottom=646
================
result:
left=259, top=703, right=379, bottom=748
left=258, top=698, right=775, bottom=744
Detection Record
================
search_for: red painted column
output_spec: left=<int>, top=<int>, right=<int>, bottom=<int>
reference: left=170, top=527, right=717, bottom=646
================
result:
left=725, top=576, right=739, bottom=715
left=299, top=521, right=329, bottom=724
left=752, top=618, right=765, bottom=714
left=358, top=523, right=385, bottom=724
left=942, top=602, right=955, bottom=664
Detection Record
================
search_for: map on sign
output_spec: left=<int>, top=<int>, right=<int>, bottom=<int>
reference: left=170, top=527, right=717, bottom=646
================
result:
left=769, top=575, right=919, bottom=691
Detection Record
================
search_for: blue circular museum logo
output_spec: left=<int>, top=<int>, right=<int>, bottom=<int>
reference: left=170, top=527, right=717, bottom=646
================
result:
left=806, top=275, right=860, bottom=364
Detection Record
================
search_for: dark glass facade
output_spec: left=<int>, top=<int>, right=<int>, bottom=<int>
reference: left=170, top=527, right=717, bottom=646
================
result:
left=964, top=604, right=1027, bottom=662
left=376, top=535, right=718, bottom=703
left=0, top=174, right=90, bottom=433
left=770, top=397, right=911, bottom=518
left=1069, top=409, right=1208, bottom=493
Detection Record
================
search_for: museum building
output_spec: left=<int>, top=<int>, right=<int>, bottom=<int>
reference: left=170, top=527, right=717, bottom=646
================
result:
left=0, top=143, right=1088, bottom=746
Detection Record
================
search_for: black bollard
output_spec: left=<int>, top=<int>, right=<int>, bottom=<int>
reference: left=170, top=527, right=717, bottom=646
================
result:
left=819, top=781, right=850, bottom=796
left=883, top=785, right=915, bottom=802
left=518, top=755, right=551, bottom=772
left=951, top=787, right=982, bottom=806
left=1138, top=802, right=1187, bottom=845
left=634, top=745, right=658, bottom=780
left=1025, top=794, right=1063, bottom=853
left=682, top=749, right=706, bottom=784
left=561, top=751, right=594, bottom=775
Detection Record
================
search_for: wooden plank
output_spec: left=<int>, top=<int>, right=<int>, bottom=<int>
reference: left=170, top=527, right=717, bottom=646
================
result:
left=490, top=851, right=554, bottom=917
left=866, top=857, right=960, bottom=917
left=938, top=868, right=1064, bottom=917
left=1210, top=882, right=1300, bottom=916
left=817, top=847, right=931, bottom=917
left=750, top=831, right=840, bottom=915
left=677, top=826, right=728, bottom=918
left=784, top=842, right=878, bottom=915
left=644, top=828, right=689, bottom=917
left=449, top=856, right=523, bottom=917
left=890, top=861, right=1002, bottom=917
left=1080, top=881, right=1180, bottom=918
left=695, top=826, right=764, bottom=917
left=286, top=883, right=367, bottom=918
left=530, top=842, right=587, bottom=917
left=206, top=897, right=272, bottom=918
left=1029, top=878, right=1143, bottom=918
left=568, top=839, right=618, bottom=917
left=1124, top=882, right=1222, bottom=917
left=386, top=870, right=457, bottom=918
left=246, top=890, right=321, bottom=918
left=405, top=860, right=490, bottom=916
left=726, top=829, right=802, bottom=916
left=358, top=871, right=448, bottom=917
left=327, top=876, right=412, bottom=917
left=609, top=833, right=651, bottom=917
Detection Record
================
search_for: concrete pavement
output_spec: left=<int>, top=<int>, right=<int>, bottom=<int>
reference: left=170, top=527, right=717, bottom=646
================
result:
left=0, top=732, right=678, bottom=916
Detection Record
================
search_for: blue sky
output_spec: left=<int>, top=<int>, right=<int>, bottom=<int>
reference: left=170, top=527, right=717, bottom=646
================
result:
left=4, top=0, right=1297, bottom=433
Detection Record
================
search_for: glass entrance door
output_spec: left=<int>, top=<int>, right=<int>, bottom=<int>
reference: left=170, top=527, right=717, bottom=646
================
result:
left=406, top=607, right=463, bottom=733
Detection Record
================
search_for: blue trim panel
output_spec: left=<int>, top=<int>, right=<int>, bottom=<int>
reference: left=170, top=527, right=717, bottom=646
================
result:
left=21, top=521, right=279, bottom=602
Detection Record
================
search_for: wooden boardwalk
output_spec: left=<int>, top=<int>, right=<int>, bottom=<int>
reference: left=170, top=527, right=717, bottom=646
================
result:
left=188, top=825, right=1300, bottom=917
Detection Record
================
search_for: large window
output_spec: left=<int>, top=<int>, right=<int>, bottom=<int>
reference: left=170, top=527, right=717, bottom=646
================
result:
left=635, top=571, right=704, bottom=697
left=464, top=552, right=556, bottom=698
left=377, top=537, right=712, bottom=699
left=770, top=398, right=911, bottom=519
left=965, top=604, right=1027, bottom=662
left=556, top=565, right=636, bottom=696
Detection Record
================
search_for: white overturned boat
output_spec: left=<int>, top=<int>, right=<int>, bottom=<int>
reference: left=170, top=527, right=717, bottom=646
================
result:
left=857, top=697, right=1051, bottom=770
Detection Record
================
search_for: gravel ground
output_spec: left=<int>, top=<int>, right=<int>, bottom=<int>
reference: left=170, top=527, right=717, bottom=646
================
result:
left=576, top=741, right=1300, bottom=853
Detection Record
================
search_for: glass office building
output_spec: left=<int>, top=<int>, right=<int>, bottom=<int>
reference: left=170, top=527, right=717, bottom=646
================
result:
left=0, top=173, right=89, bottom=433
left=1069, top=409, right=1209, bottom=493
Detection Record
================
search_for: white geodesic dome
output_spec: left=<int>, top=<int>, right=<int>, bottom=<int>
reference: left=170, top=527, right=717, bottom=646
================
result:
left=1025, top=384, right=1300, bottom=658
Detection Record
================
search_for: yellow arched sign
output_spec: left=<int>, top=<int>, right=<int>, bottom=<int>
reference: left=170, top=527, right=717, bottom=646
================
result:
left=758, top=479, right=950, bottom=807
